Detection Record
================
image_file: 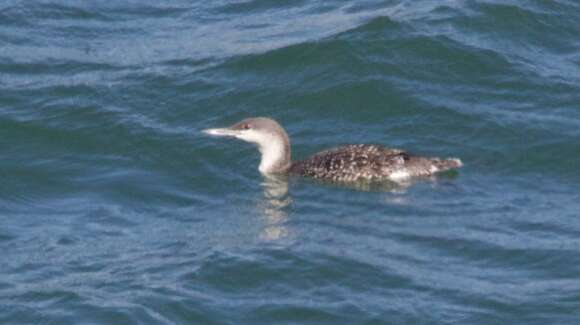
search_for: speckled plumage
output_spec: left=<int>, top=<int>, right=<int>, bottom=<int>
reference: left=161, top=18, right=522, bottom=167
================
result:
left=288, top=144, right=461, bottom=182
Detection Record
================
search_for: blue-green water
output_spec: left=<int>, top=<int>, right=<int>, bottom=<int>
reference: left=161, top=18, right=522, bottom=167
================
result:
left=2, top=1, right=580, bottom=323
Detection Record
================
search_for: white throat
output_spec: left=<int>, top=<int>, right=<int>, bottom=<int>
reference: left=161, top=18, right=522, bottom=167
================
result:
left=232, top=128, right=291, bottom=174
left=257, top=137, right=288, bottom=174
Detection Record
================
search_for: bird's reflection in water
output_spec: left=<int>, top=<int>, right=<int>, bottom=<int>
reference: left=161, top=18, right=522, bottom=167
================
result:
left=309, top=177, right=412, bottom=192
left=257, top=175, right=292, bottom=242
left=308, top=177, right=454, bottom=205
left=254, top=172, right=459, bottom=241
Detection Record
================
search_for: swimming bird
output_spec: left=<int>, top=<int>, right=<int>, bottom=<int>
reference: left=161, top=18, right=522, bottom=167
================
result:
left=203, top=117, right=462, bottom=182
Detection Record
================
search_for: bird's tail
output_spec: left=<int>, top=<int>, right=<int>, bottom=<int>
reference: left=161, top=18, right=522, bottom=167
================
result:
left=432, top=158, right=463, bottom=172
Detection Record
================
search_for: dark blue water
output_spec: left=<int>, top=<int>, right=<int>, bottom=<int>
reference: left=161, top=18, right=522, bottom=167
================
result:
left=2, top=1, right=580, bottom=323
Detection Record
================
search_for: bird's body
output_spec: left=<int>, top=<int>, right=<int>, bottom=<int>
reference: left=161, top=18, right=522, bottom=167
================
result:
left=203, top=117, right=462, bottom=183
left=288, top=144, right=461, bottom=182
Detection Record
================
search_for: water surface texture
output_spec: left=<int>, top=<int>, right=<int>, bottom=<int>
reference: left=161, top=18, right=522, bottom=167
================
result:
left=2, top=0, right=580, bottom=323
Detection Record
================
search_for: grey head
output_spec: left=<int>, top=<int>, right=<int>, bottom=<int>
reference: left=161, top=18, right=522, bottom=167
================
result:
left=203, top=117, right=291, bottom=174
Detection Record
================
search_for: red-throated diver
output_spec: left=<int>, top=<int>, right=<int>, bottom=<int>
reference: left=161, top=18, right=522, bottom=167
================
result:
left=203, top=117, right=462, bottom=182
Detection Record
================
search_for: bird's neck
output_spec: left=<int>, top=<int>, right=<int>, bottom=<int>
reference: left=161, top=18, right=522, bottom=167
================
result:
left=257, top=136, right=291, bottom=174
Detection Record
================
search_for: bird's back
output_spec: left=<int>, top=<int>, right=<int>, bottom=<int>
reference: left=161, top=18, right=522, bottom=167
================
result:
left=288, top=144, right=461, bottom=182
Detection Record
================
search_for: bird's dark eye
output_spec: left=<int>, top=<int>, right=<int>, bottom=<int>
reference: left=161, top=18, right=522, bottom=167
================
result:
left=242, top=124, right=251, bottom=130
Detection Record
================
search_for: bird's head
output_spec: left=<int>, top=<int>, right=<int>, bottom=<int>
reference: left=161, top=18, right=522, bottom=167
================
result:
left=203, top=117, right=287, bottom=149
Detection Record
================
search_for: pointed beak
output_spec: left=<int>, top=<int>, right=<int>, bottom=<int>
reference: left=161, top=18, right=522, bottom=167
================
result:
left=202, top=127, right=241, bottom=137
